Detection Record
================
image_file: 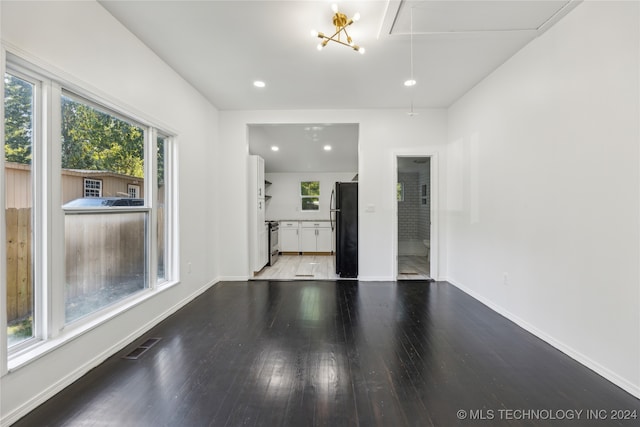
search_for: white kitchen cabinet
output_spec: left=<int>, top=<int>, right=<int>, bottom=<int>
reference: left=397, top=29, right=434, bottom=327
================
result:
left=249, top=155, right=268, bottom=273
left=300, top=227, right=317, bottom=253
left=259, top=222, right=268, bottom=267
left=316, top=227, right=332, bottom=252
left=279, top=221, right=300, bottom=253
left=300, top=221, right=332, bottom=253
left=256, top=156, right=265, bottom=199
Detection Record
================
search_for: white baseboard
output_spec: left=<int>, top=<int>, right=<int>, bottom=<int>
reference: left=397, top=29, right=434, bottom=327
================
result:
left=1, top=279, right=220, bottom=427
left=445, top=277, right=640, bottom=400
left=218, top=275, right=250, bottom=281
left=357, top=276, right=395, bottom=281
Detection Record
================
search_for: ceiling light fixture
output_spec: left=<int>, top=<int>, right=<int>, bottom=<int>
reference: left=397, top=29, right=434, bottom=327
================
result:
left=323, top=145, right=332, bottom=151
left=271, top=146, right=279, bottom=151
left=253, top=80, right=266, bottom=88
left=311, top=3, right=364, bottom=54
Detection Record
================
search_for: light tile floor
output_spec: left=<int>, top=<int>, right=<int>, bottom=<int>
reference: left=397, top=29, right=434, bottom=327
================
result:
left=254, top=254, right=431, bottom=280
left=397, top=255, right=431, bottom=280
left=254, top=254, right=340, bottom=280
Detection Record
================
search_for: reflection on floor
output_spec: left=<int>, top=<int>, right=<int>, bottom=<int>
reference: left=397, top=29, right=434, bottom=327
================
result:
left=254, top=254, right=339, bottom=280
left=398, top=255, right=430, bottom=280
left=15, top=281, right=640, bottom=427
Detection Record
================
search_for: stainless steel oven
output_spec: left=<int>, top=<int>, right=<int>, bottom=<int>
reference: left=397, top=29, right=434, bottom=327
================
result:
left=267, top=221, right=279, bottom=266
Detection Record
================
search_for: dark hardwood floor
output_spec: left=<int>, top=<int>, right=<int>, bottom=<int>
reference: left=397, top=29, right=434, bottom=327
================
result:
left=14, top=281, right=640, bottom=426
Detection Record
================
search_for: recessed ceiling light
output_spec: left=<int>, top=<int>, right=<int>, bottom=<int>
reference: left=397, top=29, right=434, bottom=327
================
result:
left=323, top=145, right=332, bottom=151
left=404, top=79, right=417, bottom=87
left=271, top=146, right=279, bottom=151
left=253, top=81, right=266, bottom=88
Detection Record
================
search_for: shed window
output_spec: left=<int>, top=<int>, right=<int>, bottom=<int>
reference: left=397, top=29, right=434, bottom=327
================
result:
left=84, top=178, right=102, bottom=197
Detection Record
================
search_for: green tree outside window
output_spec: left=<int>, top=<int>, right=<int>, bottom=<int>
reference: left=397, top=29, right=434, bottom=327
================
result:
left=301, top=181, right=320, bottom=211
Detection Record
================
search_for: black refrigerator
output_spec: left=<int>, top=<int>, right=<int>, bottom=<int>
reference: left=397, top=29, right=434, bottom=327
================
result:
left=331, top=181, right=358, bottom=278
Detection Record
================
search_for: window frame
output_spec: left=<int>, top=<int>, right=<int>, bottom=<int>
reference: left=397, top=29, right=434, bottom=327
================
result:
left=300, top=180, right=320, bottom=211
left=2, top=52, right=179, bottom=368
left=3, top=66, right=44, bottom=354
left=83, top=178, right=103, bottom=198
left=127, top=184, right=140, bottom=198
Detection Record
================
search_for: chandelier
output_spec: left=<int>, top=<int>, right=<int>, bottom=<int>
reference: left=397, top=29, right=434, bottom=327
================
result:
left=311, top=3, right=365, bottom=54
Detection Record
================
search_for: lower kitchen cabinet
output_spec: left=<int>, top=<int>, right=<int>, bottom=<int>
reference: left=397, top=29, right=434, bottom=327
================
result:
left=279, top=221, right=300, bottom=253
left=300, top=221, right=332, bottom=253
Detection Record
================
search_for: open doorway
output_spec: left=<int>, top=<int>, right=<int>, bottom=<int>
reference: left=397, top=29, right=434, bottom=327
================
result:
left=396, top=156, right=431, bottom=280
left=247, top=123, right=359, bottom=280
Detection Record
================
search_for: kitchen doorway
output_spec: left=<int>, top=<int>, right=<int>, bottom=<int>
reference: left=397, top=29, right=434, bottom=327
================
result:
left=247, top=123, right=359, bottom=280
left=396, top=156, right=432, bottom=280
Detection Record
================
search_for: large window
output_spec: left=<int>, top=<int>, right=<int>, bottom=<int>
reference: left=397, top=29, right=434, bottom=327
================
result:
left=61, top=93, right=147, bottom=323
left=3, top=59, right=176, bottom=356
left=4, top=72, right=36, bottom=347
left=301, top=181, right=320, bottom=211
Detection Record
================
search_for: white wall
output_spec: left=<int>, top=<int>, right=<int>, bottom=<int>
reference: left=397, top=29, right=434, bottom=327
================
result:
left=0, top=1, right=219, bottom=424
left=264, top=172, right=356, bottom=221
left=446, top=1, right=640, bottom=397
left=218, top=109, right=448, bottom=281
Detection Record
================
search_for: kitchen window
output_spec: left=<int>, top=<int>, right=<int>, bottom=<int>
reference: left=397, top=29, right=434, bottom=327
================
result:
left=301, top=181, right=320, bottom=211
left=3, top=56, right=177, bottom=361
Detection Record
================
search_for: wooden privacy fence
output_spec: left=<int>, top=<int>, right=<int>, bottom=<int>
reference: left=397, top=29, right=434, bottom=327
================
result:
left=65, top=212, right=145, bottom=299
left=6, top=208, right=33, bottom=323
left=6, top=208, right=146, bottom=323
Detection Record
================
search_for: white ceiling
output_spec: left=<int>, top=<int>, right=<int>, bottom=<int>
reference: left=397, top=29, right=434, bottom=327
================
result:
left=99, top=0, right=579, bottom=172
left=248, top=123, right=359, bottom=173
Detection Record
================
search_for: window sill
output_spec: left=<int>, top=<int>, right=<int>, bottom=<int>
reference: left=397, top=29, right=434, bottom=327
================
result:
left=7, top=280, right=179, bottom=373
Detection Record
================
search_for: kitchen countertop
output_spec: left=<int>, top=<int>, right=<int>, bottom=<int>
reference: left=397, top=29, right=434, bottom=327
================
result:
left=272, top=219, right=331, bottom=222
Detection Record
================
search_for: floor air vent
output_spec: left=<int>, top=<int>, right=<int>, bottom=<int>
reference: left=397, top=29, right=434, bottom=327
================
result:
left=123, top=337, right=162, bottom=360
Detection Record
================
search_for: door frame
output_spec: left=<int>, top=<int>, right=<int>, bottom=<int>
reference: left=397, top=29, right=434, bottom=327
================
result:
left=392, top=151, right=439, bottom=280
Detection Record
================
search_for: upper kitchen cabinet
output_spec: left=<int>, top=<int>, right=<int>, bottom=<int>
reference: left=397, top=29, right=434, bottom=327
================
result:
left=248, top=155, right=268, bottom=273
left=255, top=155, right=266, bottom=199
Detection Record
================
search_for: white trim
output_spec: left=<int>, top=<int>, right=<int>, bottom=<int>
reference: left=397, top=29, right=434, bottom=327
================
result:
left=536, top=0, right=583, bottom=35
left=127, top=184, right=140, bottom=198
left=392, top=150, right=440, bottom=280
left=1, top=46, right=8, bottom=377
left=377, top=0, right=401, bottom=39
left=167, top=135, right=179, bottom=283
left=357, top=276, right=394, bottom=281
left=2, top=67, right=42, bottom=355
left=446, top=277, right=640, bottom=400
left=217, top=275, right=251, bottom=281
left=1, top=279, right=219, bottom=427
left=146, top=127, right=157, bottom=288
left=49, top=83, right=64, bottom=339
left=83, top=177, right=103, bottom=197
